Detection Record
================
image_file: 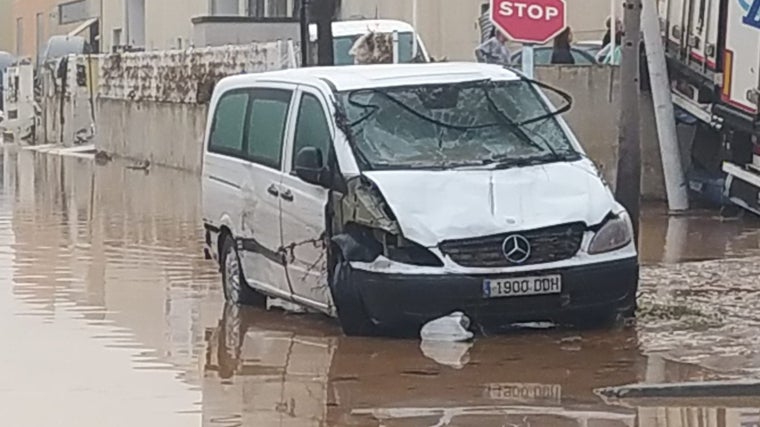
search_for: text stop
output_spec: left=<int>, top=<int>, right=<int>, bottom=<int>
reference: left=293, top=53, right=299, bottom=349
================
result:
left=499, top=1, right=560, bottom=21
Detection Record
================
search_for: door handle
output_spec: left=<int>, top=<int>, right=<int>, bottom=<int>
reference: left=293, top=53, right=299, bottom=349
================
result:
left=281, top=189, right=294, bottom=202
left=267, top=184, right=279, bottom=197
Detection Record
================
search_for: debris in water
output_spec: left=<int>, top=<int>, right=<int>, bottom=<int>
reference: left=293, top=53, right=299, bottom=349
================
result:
left=266, top=297, right=308, bottom=314
left=597, top=379, right=760, bottom=400
left=419, top=340, right=473, bottom=369
left=420, top=312, right=474, bottom=342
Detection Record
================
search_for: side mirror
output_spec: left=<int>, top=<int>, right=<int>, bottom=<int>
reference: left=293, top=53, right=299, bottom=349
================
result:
left=295, top=147, right=328, bottom=187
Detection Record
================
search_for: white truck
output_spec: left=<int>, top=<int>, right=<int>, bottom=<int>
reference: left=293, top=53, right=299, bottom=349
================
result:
left=659, top=0, right=760, bottom=214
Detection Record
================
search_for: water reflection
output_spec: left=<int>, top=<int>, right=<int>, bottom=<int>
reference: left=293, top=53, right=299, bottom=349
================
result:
left=2, top=147, right=760, bottom=426
left=640, top=206, right=760, bottom=264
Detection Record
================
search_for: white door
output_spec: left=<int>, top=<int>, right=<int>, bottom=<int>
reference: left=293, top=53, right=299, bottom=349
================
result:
left=279, top=86, right=334, bottom=313
left=237, top=85, right=297, bottom=299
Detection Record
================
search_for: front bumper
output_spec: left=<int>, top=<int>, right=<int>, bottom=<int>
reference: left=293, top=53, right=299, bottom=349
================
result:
left=353, top=257, right=639, bottom=330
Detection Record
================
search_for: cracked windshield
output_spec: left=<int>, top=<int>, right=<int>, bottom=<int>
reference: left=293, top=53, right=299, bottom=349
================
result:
left=3, top=0, right=760, bottom=426
left=339, top=80, right=576, bottom=170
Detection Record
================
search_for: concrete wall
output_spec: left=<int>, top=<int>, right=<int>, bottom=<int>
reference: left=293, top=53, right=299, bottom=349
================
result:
left=88, top=58, right=669, bottom=198
left=536, top=65, right=666, bottom=200
left=95, top=41, right=298, bottom=172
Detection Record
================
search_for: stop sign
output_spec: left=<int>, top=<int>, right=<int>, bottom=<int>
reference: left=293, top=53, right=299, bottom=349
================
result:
left=490, top=0, right=567, bottom=44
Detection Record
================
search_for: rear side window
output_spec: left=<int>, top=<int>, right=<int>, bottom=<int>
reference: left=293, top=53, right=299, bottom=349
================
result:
left=208, top=91, right=248, bottom=155
left=292, top=93, right=331, bottom=169
left=245, top=89, right=292, bottom=170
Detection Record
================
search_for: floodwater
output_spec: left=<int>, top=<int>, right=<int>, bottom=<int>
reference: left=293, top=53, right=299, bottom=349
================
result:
left=2, top=147, right=760, bottom=426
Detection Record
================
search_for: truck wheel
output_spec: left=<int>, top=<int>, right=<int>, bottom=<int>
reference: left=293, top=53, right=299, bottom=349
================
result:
left=220, top=235, right=261, bottom=306
left=330, top=255, right=378, bottom=337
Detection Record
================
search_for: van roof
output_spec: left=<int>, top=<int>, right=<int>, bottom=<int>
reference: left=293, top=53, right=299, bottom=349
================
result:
left=216, top=62, right=522, bottom=93
left=308, top=19, right=416, bottom=41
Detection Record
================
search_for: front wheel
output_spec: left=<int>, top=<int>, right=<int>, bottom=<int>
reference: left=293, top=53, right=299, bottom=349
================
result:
left=220, top=235, right=261, bottom=306
left=330, top=255, right=378, bottom=337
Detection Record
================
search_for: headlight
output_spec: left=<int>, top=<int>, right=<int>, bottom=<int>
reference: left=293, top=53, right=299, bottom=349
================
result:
left=588, top=213, right=633, bottom=255
left=383, top=232, right=443, bottom=267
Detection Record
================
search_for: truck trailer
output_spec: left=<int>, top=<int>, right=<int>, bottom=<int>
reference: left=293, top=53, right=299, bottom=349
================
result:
left=659, top=0, right=760, bottom=214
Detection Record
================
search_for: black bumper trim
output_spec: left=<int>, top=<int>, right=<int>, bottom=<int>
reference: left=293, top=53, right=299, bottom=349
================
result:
left=351, top=257, right=639, bottom=329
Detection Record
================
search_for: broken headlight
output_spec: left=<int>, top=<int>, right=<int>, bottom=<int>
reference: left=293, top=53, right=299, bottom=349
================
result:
left=339, top=223, right=444, bottom=267
left=381, top=232, right=444, bottom=267
left=588, top=212, right=633, bottom=255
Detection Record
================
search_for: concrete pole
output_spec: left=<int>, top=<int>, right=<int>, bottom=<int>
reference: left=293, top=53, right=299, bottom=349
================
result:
left=642, top=0, right=689, bottom=211
left=615, top=0, right=643, bottom=242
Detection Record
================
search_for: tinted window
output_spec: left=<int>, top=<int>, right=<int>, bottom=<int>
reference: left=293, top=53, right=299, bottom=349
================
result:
left=209, top=92, right=248, bottom=155
left=515, top=47, right=594, bottom=65
left=293, top=93, right=331, bottom=170
left=245, top=89, right=292, bottom=169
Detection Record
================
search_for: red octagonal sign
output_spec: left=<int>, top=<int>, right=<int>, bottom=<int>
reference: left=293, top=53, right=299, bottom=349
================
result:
left=491, top=0, right=567, bottom=44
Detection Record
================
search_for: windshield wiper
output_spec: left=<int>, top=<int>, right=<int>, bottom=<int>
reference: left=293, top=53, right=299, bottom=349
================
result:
left=514, top=77, right=574, bottom=126
left=481, top=85, right=562, bottom=161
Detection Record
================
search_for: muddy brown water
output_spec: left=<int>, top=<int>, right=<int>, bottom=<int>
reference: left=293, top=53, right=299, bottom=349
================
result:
left=2, top=148, right=760, bottom=426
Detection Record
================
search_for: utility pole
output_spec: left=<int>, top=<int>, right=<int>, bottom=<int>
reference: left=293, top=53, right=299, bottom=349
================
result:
left=615, top=0, right=643, bottom=242
left=642, top=0, right=689, bottom=212
left=313, top=0, right=336, bottom=66
left=299, top=0, right=311, bottom=66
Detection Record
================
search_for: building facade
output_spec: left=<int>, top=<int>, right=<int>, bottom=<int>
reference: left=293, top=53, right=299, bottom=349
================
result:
left=98, top=0, right=614, bottom=59
left=10, top=0, right=101, bottom=63
left=99, top=0, right=300, bottom=52
left=0, top=0, right=13, bottom=53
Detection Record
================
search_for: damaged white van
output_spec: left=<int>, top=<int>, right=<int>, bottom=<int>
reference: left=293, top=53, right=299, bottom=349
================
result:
left=202, top=63, right=639, bottom=336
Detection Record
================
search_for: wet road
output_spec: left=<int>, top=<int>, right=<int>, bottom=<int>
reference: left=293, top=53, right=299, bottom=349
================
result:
left=2, top=148, right=760, bottom=426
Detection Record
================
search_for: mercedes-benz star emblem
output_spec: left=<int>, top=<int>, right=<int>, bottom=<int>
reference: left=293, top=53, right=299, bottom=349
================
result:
left=502, top=235, right=531, bottom=264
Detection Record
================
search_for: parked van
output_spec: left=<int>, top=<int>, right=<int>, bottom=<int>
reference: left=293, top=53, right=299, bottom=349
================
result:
left=309, top=19, right=431, bottom=65
left=201, top=63, right=639, bottom=336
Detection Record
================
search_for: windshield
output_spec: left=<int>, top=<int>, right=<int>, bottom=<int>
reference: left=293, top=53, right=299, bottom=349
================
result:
left=333, top=32, right=423, bottom=65
left=337, top=80, right=578, bottom=170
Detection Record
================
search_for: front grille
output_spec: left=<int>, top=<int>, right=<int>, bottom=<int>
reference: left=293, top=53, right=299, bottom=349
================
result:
left=439, top=223, right=585, bottom=268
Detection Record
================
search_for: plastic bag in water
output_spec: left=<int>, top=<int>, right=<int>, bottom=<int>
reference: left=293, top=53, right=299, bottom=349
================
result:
left=420, top=312, right=474, bottom=342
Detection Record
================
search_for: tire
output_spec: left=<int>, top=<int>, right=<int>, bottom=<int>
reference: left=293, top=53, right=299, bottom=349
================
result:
left=220, top=234, right=261, bottom=306
left=330, top=254, right=378, bottom=337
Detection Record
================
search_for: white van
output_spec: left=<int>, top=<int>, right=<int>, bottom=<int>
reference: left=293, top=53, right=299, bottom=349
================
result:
left=309, top=19, right=431, bottom=65
left=201, top=63, right=639, bottom=336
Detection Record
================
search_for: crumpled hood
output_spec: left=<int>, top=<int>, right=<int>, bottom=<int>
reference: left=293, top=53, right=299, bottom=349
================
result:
left=363, top=161, right=616, bottom=247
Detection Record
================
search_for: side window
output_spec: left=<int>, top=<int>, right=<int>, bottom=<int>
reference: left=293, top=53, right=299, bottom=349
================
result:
left=292, top=93, right=332, bottom=170
left=245, top=88, right=292, bottom=170
left=208, top=92, right=248, bottom=155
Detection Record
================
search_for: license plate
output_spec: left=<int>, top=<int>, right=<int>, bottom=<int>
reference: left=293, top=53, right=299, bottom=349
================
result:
left=483, top=275, right=562, bottom=298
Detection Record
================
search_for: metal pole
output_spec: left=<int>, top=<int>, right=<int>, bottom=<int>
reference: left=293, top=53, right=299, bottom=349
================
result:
left=299, top=0, right=310, bottom=66
left=642, top=0, right=689, bottom=211
left=614, top=0, right=643, bottom=241
left=392, top=30, right=399, bottom=64
left=610, top=0, right=616, bottom=53
left=522, top=44, right=535, bottom=79
left=412, top=0, right=418, bottom=58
